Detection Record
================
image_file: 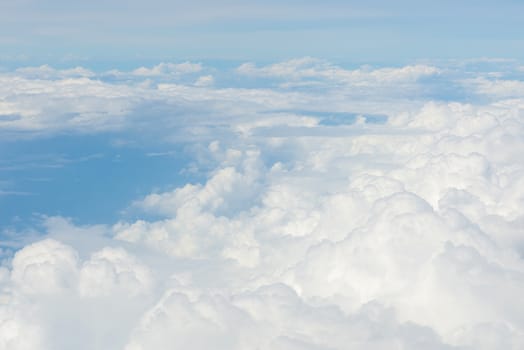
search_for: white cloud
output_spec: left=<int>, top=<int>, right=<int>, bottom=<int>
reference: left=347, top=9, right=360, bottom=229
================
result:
left=0, top=75, right=138, bottom=132
left=194, top=75, right=214, bottom=87
left=237, top=57, right=440, bottom=87
left=0, top=308, right=44, bottom=350
left=0, top=59, right=447, bottom=137
left=125, top=283, right=454, bottom=350
left=15, top=65, right=94, bottom=79
left=115, top=88, right=524, bottom=348
left=132, top=62, right=202, bottom=77
left=462, top=77, right=524, bottom=98
left=1, top=58, right=524, bottom=349
left=79, top=247, right=154, bottom=297
left=11, top=239, right=79, bottom=295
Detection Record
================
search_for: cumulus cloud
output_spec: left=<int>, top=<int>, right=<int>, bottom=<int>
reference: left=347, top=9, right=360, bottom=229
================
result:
left=132, top=62, right=202, bottom=77
left=462, top=77, right=524, bottom=98
left=0, top=74, right=138, bottom=132
left=8, top=239, right=153, bottom=298
left=237, top=57, right=440, bottom=88
left=14, top=65, right=94, bottom=79
left=1, top=58, right=524, bottom=349
left=125, top=283, right=454, bottom=350
left=78, top=247, right=154, bottom=297
left=194, top=75, right=214, bottom=87
left=11, top=239, right=79, bottom=295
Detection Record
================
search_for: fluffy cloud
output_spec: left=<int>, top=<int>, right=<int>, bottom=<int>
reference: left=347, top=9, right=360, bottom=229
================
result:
left=0, top=74, right=138, bottom=132
left=14, top=65, right=94, bottom=80
left=131, top=62, right=202, bottom=77
left=11, top=239, right=79, bottom=295
left=1, top=58, right=524, bottom=349
left=194, top=75, right=214, bottom=87
left=8, top=239, right=153, bottom=298
left=78, top=247, right=154, bottom=297
left=1, top=239, right=155, bottom=349
left=237, top=57, right=440, bottom=88
left=125, top=283, right=454, bottom=350
left=462, top=77, right=524, bottom=98
left=0, top=58, right=443, bottom=136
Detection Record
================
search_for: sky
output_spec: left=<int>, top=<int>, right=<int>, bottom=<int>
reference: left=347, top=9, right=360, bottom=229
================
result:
left=1, top=0, right=524, bottom=64
left=1, top=2, right=524, bottom=350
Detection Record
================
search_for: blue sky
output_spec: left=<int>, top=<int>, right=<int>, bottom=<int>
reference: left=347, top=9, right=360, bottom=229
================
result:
left=1, top=0, right=524, bottom=65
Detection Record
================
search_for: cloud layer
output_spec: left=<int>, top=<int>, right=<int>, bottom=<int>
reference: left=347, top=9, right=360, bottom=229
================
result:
left=1, top=58, right=524, bottom=349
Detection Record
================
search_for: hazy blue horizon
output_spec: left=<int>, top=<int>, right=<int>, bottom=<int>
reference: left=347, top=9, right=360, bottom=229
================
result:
left=2, top=0, right=524, bottom=64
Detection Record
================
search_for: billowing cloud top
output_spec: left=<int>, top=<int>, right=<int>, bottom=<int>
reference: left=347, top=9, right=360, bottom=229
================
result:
left=1, top=58, right=524, bottom=349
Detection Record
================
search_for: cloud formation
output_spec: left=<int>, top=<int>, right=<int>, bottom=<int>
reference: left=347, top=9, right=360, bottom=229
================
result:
left=1, top=58, right=524, bottom=349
